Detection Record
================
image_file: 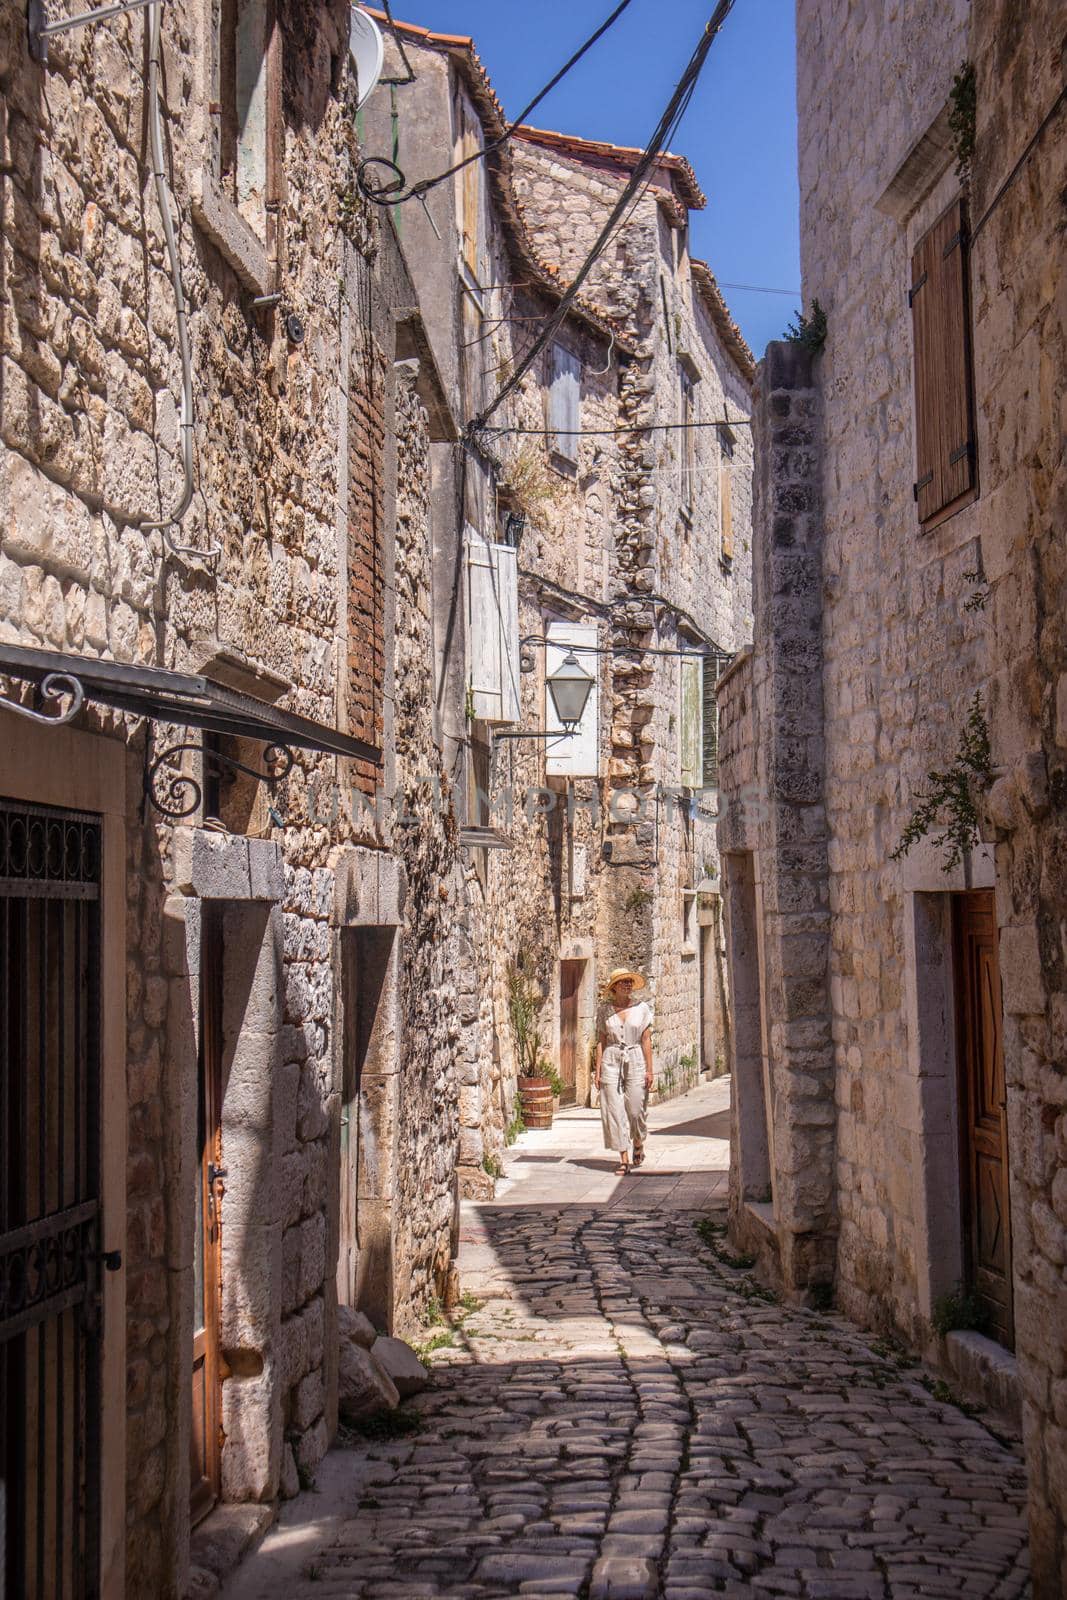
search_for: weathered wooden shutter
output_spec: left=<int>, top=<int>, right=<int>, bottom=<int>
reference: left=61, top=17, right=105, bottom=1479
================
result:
left=701, top=657, right=721, bottom=788
left=545, top=621, right=598, bottom=778
left=458, top=101, right=480, bottom=277
left=466, top=528, right=519, bottom=724
left=549, top=344, right=581, bottom=462
left=910, top=197, right=976, bottom=525
left=680, top=655, right=702, bottom=788
left=719, top=430, right=734, bottom=562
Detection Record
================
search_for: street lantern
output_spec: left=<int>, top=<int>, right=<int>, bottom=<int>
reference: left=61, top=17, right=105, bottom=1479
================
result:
left=547, top=651, right=594, bottom=731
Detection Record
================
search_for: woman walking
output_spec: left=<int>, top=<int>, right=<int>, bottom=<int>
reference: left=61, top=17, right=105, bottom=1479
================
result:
left=595, top=968, right=654, bottom=1175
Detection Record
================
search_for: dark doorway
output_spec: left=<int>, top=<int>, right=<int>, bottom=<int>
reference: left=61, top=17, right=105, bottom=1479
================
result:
left=953, top=890, right=1013, bottom=1348
left=191, top=903, right=224, bottom=1524
left=558, top=960, right=582, bottom=1108
left=0, top=800, right=103, bottom=1599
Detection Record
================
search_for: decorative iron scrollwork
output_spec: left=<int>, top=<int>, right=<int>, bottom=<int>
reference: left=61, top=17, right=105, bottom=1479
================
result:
left=0, top=1199, right=99, bottom=1340
left=0, top=671, right=84, bottom=726
left=0, top=802, right=101, bottom=891
left=146, top=738, right=294, bottom=819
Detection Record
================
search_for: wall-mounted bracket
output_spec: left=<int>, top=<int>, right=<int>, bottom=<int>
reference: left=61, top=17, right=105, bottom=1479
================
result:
left=0, top=671, right=85, bottom=726
left=28, top=0, right=162, bottom=64
left=146, top=737, right=293, bottom=820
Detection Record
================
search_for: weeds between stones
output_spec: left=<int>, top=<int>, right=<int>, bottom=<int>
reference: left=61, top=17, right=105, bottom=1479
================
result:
left=694, top=1215, right=757, bottom=1270
left=414, top=1329, right=455, bottom=1361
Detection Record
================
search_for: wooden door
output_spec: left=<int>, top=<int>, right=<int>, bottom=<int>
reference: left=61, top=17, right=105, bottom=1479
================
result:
left=953, top=891, right=1013, bottom=1348
left=559, top=961, right=581, bottom=1108
left=190, top=905, right=224, bottom=1524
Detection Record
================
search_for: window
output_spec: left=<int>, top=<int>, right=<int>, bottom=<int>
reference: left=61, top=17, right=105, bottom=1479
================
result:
left=910, top=197, right=977, bottom=527
left=347, top=330, right=386, bottom=797
left=218, top=0, right=272, bottom=235
left=465, top=527, right=519, bottom=724
left=719, top=426, right=735, bottom=564
left=545, top=622, right=598, bottom=779
left=194, top=0, right=278, bottom=290
left=680, top=366, right=696, bottom=517
left=548, top=344, right=581, bottom=465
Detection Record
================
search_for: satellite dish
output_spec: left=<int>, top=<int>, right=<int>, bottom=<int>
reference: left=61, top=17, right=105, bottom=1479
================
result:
left=349, top=6, right=384, bottom=110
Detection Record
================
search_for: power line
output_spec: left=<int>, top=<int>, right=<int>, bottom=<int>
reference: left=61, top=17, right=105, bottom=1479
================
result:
left=480, top=417, right=752, bottom=438
left=468, top=0, right=737, bottom=434
left=359, top=0, right=635, bottom=205
left=718, top=280, right=799, bottom=296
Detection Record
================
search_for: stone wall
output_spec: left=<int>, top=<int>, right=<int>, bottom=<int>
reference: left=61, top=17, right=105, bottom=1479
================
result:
left=778, top=0, right=1067, bottom=1587
left=717, top=342, right=834, bottom=1293
left=967, top=3, right=1067, bottom=1587
left=0, top=2, right=460, bottom=1591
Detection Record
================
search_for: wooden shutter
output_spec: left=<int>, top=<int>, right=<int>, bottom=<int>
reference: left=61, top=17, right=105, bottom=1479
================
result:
left=701, top=657, right=721, bottom=788
left=719, top=431, right=734, bottom=562
left=680, top=655, right=702, bottom=788
left=680, top=368, right=695, bottom=513
left=549, top=344, right=581, bottom=462
left=458, top=102, right=480, bottom=276
left=910, top=197, right=976, bottom=526
left=466, top=529, right=519, bottom=724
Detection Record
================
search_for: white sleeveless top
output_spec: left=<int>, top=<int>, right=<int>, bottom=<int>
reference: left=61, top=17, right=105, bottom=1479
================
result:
left=601, top=1001, right=653, bottom=1059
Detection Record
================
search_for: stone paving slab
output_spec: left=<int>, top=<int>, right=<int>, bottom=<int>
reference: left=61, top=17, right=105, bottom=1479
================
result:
left=220, top=1080, right=1029, bottom=1600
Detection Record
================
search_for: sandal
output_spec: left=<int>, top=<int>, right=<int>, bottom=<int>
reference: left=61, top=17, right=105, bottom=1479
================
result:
left=632, top=1144, right=645, bottom=1168
left=614, top=1159, right=630, bottom=1176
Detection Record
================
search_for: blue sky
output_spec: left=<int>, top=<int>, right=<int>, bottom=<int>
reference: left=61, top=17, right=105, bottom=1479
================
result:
left=381, top=0, right=800, bottom=357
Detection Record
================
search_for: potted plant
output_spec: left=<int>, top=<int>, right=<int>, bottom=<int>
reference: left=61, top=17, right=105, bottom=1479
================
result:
left=507, top=955, right=554, bottom=1130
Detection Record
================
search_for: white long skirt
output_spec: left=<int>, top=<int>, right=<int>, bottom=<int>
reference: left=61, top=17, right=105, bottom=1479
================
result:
left=600, top=1047, right=648, bottom=1152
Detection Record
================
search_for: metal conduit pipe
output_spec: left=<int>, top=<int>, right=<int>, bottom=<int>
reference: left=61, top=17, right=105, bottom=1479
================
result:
left=139, top=0, right=219, bottom=557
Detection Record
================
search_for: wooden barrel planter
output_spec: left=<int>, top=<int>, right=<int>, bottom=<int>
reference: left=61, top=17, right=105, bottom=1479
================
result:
left=519, top=1075, right=554, bottom=1129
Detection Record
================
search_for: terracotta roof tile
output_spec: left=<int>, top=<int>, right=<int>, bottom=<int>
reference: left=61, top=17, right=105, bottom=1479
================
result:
left=515, top=124, right=707, bottom=213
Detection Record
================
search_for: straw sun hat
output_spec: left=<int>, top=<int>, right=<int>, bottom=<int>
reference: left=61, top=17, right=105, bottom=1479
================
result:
left=599, top=967, right=646, bottom=999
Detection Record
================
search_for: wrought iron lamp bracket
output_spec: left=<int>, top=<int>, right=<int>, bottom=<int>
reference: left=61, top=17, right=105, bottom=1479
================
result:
left=146, top=737, right=294, bottom=820
left=0, top=671, right=85, bottom=726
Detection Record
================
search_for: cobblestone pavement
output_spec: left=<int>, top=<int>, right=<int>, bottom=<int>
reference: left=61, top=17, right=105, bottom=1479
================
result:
left=222, top=1081, right=1030, bottom=1599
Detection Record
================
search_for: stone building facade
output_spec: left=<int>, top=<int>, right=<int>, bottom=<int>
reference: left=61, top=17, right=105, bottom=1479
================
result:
left=0, top=1, right=460, bottom=1593
left=363, top=17, right=755, bottom=1183
left=718, top=0, right=1067, bottom=1589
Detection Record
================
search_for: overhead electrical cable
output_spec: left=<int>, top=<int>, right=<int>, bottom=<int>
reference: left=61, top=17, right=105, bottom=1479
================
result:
left=467, top=0, right=737, bottom=436
left=478, top=417, right=753, bottom=437
left=358, top=0, right=635, bottom=205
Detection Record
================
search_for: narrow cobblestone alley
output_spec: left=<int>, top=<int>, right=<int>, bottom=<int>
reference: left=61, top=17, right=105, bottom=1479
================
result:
left=221, top=1081, right=1030, bottom=1600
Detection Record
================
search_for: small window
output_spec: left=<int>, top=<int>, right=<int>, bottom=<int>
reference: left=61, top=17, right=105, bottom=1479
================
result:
left=681, top=889, right=697, bottom=952
left=719, top=427, right=735, bottom=565
left=467, top=736, right=492, bottom=889
left=910, top=196, right=977, bottom=528
left=459, top=288, right=485, bottom=420
left=680, top=366, right=696, bottom=517
left=548, top=344, right=581, bottom=464
left=217, top=0, right=274, bottom=238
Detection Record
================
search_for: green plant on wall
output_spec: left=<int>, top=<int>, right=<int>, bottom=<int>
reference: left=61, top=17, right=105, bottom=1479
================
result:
left=624, top=884, right=653, bottom=913
left=784, top=298, right=827, bottom=354
left=948, top=61, right=977, bottom=183
left=932, top=1282, right=990, bottom=1337
left=891, top=692, right=993, bottom=872
left=962, top=567, right=989, bottom=613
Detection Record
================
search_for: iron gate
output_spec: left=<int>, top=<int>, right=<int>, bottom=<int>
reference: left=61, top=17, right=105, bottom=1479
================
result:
left=0, top=800, right=103, bottom=1600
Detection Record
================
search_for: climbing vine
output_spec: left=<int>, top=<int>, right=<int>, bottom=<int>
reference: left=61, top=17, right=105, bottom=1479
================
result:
left=949, top=61, right=977, bottom=184
left=891, top=691, right=993, bottom=871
